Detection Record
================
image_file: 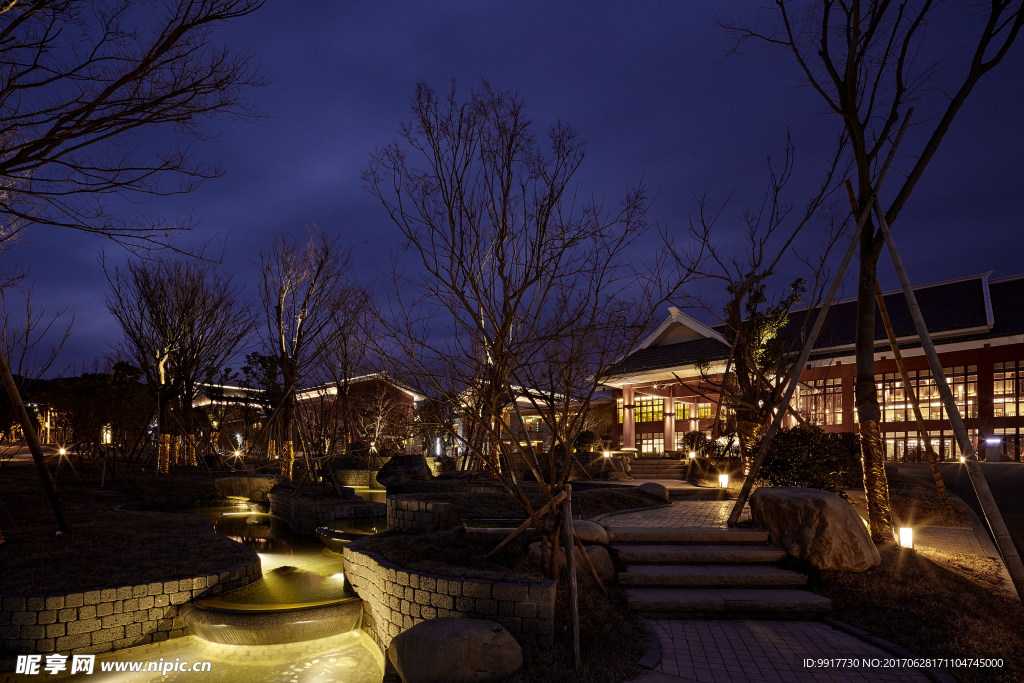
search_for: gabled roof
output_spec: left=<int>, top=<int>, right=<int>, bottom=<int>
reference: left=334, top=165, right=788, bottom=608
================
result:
left=608, top=271, right=1018, bottom=380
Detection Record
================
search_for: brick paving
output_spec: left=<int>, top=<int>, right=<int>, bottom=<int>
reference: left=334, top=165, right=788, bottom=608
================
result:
left=603, top=500, right=751, bottom=528
left=643, top=619, right=931, bottom=682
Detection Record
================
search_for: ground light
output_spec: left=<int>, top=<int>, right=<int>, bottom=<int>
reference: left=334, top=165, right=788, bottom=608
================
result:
left=689, top=451, right=696, bottom=459
left=959, top=456, right=966, bottom=463
left=899, top=527, right=914, bottom=549
left=718, top=474, right=729, bottom=488
left=603, top=451, right=611, bottom=458
left=58, top=448, right=66, bottom=456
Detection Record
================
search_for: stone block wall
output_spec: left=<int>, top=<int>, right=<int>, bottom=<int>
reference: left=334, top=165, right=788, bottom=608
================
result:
left=334, top=469, right=383, bottom=488
left=386, top=496, right=462, bottom=533
left=343, top=543, right=554, bottom=651
left=268, top=492, right=386, bottom=535
left=0, top=560, right=260, bottom=656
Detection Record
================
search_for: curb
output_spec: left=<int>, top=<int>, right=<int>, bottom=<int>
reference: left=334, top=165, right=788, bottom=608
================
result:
left=637, top=617, right=661, bottom=670
left=824, top=618, right=958, bottom=683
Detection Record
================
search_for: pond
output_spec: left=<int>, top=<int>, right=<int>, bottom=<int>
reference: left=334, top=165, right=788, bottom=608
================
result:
left=48, top=507, right=387, bottom=682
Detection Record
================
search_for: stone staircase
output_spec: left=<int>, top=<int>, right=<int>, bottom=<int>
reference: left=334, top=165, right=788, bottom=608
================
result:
left=610, top=526, right=832, bottom=619
left=628, top=458, right=688, bottom=480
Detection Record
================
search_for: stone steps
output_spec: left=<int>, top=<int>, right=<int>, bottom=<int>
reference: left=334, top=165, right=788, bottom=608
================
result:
left=608, top=527, right=768, bottom=545
left=625, top=587, right=832, bottom=619
left=614, top=543, right=787, bottom=564
left=619, top=564, right=808, bottom=588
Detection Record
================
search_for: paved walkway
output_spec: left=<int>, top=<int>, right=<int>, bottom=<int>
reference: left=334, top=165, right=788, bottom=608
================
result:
left=602, top=500, right=751, bottom=528
left=635, top=620, right=931, bottom=683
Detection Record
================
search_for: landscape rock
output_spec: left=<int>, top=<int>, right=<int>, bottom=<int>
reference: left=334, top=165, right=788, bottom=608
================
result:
left=604, top=471, right=631, bottom=481
left=585, top=545, right=616, bottom=582
left=375, top=453, right=434, bottom=488
left=215, top=475, right=285, bottom=502
left=387, top=617, right=522, bottom=683
left=638, top=481, right=671, bottom=502
left=749, top=487, right=881, bottom=572
left=572, top=519, right=609, bottom=544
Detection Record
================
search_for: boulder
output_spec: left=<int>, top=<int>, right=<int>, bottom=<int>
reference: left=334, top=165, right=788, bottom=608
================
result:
left=572, top=519, right=609, bottom=545
left=215, top=475, right=286, bottom=502
left=528, top=542, right=614, bottom=582
left=604, top=471, right=631, bottom=481
left=638, top=481, right=671, bottom=502
left=375, top=453, right=434, bottom=488
left=749, top=487, right=881, bottom=572
left=585, top=545, right=616, bottom=583
left=387, top=618, right=522, bottom=683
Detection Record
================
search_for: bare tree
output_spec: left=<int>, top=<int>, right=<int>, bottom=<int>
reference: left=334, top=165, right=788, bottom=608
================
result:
left=723, top=0, right=1023, bottom=540
left=105, top=259, right=253, bottom=473
left=365, top=80, right=665, bottom=664
left=665, top=139, right=849, bottom=458
left=0, top=0, right=265, bottom=531
left=256, top=230, right=351, bottom=477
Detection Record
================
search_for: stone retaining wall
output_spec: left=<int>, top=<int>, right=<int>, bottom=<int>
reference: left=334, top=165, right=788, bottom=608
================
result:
left=334, top=469, right=383, bottom=488
left=386, top=496, right=462, bottom=533
left=268, top=492, right=386, bottom=535
left=0, top=560, right=260, bottom=657
left=343, top=543, right=554, bottom=652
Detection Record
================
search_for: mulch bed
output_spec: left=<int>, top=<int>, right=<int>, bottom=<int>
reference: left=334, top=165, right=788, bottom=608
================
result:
left=810, top=543, right=1024, bottom=683
left=0, top=461, right=254, bottom=594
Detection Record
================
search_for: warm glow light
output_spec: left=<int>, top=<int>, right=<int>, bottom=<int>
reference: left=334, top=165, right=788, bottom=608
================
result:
left=59, top=448, right=66, bottom=456
left=959, top=456, right=966, bottom=463
left=688, top=451, right=696, bottom=459
left=899, top=527, right=913, bottom=549
left=233, top=450, right=240, bottom=457
left=718, top=474, right=729, bottom=488
left=603, top=451, right=611, bottom=458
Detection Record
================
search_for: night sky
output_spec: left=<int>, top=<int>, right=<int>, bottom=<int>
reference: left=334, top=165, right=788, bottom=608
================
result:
left=12, top=1, right=1024, bottom=375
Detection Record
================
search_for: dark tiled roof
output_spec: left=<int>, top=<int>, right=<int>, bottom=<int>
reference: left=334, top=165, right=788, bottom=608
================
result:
left=612, top=274, right=1013, bottom=376
left=608, top=336, right=731, bottom=376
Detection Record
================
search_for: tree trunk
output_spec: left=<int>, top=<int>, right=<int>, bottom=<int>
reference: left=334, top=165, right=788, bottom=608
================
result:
left=855, top=232, right=893, bottom=542
left=0, top=346, right=71, bottom=532
left=158, top=433, right=171, bottom=474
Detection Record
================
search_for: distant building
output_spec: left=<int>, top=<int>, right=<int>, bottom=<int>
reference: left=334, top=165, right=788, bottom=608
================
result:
left=603, top=272, right=1024, bottom=462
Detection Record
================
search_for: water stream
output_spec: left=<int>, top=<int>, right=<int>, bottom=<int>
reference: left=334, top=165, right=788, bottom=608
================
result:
left=49, top=502, right=388, bottom=682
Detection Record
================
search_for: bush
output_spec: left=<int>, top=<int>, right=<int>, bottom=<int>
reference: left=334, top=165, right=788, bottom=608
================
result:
left=574, top=430, right=602, bottom=453
left=755, top=426, right=862, bottom=496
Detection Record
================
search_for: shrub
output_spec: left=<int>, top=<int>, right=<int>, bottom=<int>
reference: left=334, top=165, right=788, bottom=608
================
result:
left=755, top=426, right=862, bottom=497
left=574, top=430, right=602, bottom=453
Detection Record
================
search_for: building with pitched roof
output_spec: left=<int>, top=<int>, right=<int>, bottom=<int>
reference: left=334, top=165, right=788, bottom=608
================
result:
left=604, top=272, right=1024, bottom=462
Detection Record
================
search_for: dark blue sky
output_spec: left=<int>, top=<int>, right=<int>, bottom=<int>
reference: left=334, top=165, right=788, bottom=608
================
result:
left=13, top=1, right=1024, bottom=375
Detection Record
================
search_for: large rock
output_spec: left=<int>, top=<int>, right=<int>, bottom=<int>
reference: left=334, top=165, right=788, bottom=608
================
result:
left=585, top=545, right=616, bottom=582
left=375, top=453, right=434, bottom=488
left=387, top=618, right=522, bottom=683
left=215, top=475, right=286, bottom=502
left=638, top=481, right=671, bottom=502
left=572, top=519, right=609, bottom=545
left=528, top=542, right=615, bottom=582
left=749, top=487, right=881, bottom=572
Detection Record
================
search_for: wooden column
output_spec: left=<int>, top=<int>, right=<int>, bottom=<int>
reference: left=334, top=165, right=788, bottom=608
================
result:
left=663, top=396, right=675, bottom=454
left=621, top=384, right=636, bottom=452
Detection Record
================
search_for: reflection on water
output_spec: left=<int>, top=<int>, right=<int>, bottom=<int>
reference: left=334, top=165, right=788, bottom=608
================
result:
left=348, top=487, right=387, bottom=504
left=56, top=631, right=383, bottom=682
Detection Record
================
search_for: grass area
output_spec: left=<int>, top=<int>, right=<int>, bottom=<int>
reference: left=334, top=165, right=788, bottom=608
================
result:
left=810, top=544, right=1024, bottom=683
left=352, top=528, right=544, bottom=582
left=397, top=487, right=667, bottom=522
left=888, top=471, right=975, bottom=526
left=0, top=461, right=254, bottom=594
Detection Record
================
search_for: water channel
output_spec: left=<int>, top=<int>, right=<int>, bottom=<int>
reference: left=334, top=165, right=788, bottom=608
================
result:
left=55, top=504, right=388, bottom=683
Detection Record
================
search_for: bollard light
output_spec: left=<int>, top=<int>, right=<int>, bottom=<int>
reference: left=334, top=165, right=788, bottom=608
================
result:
left=59, top=448, right=66, bottom=456
left=718, top=474, right=729, bottom=488
left=689, top=451, right=697, bottom=459
left=898, top=527, right=913, bottom=549
left=603, top=451, right=611, bottom=458
left=959, top=456, right=966, bottom=463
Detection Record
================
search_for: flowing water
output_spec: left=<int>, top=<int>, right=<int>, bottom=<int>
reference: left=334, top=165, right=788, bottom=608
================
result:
left=40, top=504, right=388, bottom=682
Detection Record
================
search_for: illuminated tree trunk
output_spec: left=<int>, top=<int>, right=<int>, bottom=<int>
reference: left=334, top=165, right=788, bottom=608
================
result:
left=172, top=436, right=181, bottom=466
left=281, top=440, right=295, bottom=478
left=158, top=433, right=171, bottom=474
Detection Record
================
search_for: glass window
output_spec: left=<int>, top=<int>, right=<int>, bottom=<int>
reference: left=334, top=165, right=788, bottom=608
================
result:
left=635, top=397, right=664, bottom=423
left=994, top=361, right=1019, bottom=417
left=697, top=403, right=712, bottom=419
left=800, top=378, right=843, bottom=425
left=638, top=433, right=664, bottom=454
left=674, top=401, right=691, bottom=420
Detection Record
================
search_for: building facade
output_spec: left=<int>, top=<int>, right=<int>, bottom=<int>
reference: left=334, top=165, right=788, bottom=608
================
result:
left=604, top=272, right=1024, bottom=462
